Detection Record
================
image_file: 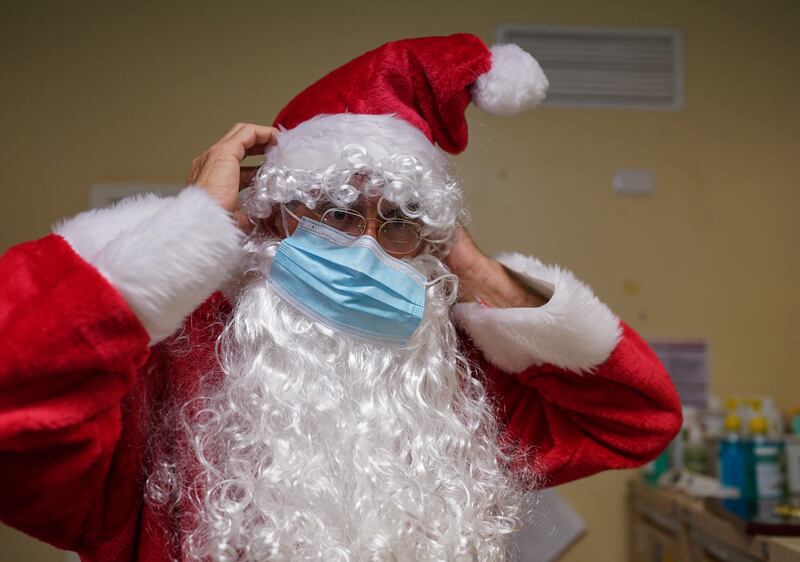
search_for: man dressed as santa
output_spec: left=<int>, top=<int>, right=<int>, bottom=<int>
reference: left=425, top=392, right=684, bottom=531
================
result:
left=0, top=34, right=681, bottom=561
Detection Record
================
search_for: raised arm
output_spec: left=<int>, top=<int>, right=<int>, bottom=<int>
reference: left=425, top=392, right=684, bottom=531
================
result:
left=0, top=233, right=152, bottom=549
left=0, top=123, right=266, bottom=549
left=452, top=250, right=682, bottom=487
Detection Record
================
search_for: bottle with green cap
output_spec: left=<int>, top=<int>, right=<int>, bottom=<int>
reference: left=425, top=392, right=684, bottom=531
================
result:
left=642, top=449, right=670, bottom=485
left=748, top=414, right=785, bottom=519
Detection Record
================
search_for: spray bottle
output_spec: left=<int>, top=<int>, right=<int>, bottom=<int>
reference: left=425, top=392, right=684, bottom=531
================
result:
left=718, top=413, right=750, bottom=518
left=748, top=414, right=785, bottom=519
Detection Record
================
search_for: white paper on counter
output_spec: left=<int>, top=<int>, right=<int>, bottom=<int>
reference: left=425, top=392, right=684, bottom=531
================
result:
left=513, top=489, right=587, bottom=561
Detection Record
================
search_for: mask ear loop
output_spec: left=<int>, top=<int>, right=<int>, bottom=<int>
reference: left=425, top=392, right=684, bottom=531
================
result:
left=280, top=204, right=293, bottom=238
left=425, top=272, right=460, bottom=302
left=239, top=187, right=264, bottom=231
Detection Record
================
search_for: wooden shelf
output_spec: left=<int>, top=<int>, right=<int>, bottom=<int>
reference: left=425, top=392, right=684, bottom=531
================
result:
left=628, top=480, right=800, bottom=562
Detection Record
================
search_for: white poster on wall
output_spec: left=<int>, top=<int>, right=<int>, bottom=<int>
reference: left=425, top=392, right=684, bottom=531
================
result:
left=647, top=338, right=709, bottom=409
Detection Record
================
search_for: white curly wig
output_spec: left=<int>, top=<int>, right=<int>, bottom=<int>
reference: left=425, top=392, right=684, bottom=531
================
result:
left=146, top=234, right=543, bottom=561
left=244, top=114, right=467, bottom=254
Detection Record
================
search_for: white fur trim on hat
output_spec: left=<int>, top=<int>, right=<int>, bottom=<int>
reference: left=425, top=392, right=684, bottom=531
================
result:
left=54, top=187, right=243, bottom=344
left=267, top=113, right=448, bottom=176
left=452, top=252, right=622, bottom=374
left=472, top=44, right=549, bottom=116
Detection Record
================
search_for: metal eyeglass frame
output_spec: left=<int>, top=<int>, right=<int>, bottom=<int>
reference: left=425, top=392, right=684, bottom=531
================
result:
left=281, top=202, right=423, bottom=255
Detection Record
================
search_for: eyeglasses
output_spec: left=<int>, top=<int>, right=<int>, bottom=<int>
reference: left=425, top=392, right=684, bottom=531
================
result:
left=283, top=201, right=423, bottom=255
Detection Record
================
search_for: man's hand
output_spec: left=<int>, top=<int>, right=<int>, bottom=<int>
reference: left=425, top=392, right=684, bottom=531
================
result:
left=445, top=227, right=548, bottom=308
left=186, top=123, right=278, bottom=221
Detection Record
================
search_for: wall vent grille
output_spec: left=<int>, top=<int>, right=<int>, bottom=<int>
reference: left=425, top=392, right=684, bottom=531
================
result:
left=497, top=25, right=684, bottom=110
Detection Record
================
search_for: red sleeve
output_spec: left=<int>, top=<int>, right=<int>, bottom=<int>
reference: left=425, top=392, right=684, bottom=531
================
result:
left=478, top=321, right=682, bottom=488
left=0, top=234, right=151, bottom=550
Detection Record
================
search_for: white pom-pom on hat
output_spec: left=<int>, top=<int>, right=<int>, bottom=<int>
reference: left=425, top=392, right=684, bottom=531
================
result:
left=472, top=44, right=549, bottom=116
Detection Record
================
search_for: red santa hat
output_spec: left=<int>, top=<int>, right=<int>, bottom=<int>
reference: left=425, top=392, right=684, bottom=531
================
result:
left=255, top=33, right=548, bottom=242
left=265, top=33, right=547, bottom=169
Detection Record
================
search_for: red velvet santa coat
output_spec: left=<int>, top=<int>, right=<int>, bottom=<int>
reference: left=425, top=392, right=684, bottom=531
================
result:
left=0, top=188, right=681, bottom=561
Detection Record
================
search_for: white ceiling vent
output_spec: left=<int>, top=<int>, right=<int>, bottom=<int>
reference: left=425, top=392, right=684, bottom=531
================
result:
left=497, top=25, right=683, bottom=110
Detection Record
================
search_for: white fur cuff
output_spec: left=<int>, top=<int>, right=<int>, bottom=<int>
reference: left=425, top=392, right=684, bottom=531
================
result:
left=55, top=187, right=243, bottom=344
left=452, top=253, right=622, bottom=374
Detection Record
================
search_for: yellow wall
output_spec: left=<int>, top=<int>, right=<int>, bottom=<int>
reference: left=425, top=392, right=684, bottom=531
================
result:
left=1, top=1, right=798, bottom=561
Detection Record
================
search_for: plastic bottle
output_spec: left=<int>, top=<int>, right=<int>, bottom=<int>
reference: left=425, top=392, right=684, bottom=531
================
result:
left=740, top=398, right=762, bottom=438
left=723, top=397, right=740, bottom=412
left=705, top=396, right=726, bottom=438
left=761, top=397, right=784, bottom=440
left=685, top=416, right=710, bottom=475
left=642, top=450, right=670, bottom=485
left=718, top=413, right=750, bottom=518
left=791, top=408, right=800, bottom=435
left=748, top=415, right=785, bottom=519
left=704, top=396, right=725, bottom=476
left=669, top=406, right=696, bottom=472
left=785, top=407, right=800, bottom=504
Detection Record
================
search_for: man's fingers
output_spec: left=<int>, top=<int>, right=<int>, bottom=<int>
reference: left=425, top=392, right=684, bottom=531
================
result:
left=244, top=143, right=270, bottom=157
left=187, top=124, right=277, bottom=213
left=213, top=124, right=277, bottom=164
left=229, top=124, right=278, bottom=150
left=239, top=166, right=260, bottom=190
left=221, top=122, right=247, bottom=141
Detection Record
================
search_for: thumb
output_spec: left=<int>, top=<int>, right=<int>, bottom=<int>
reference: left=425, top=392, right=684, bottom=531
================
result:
left=233, top=209, right=255, bottom=234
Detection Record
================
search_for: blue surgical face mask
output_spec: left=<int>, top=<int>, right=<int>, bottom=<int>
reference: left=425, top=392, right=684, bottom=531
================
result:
left=268, top=217, right=428, bottom=345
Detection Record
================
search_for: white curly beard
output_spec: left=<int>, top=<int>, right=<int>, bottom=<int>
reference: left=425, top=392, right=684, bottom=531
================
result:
left=147, top=235, right=531, bottom=561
